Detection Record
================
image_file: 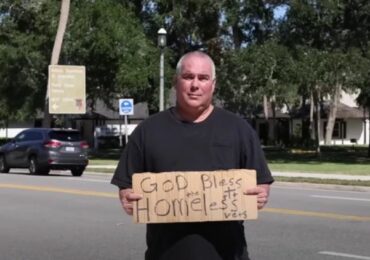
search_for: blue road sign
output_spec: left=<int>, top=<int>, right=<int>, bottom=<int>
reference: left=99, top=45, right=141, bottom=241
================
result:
left=119, top=98, right=134, bottom=115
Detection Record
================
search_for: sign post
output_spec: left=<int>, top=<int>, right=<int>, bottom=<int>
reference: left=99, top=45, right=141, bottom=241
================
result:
left=119, top=98, right=134, bottom=146
left=48, top=65, right=86, bottom=114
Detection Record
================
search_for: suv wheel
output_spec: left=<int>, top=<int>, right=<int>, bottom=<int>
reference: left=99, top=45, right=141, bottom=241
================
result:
left=29, top=156, right=49, bottom=175
left=0, top=155, right=10, bottom=173
left=71, top=167, right=84, bottom=177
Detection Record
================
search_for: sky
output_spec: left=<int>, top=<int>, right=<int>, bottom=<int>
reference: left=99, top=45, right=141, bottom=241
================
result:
left=274, top=4, right=288, bottom=20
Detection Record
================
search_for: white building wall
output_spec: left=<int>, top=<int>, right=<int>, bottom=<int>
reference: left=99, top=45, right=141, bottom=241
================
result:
left=291, top=118, right=369, bottom=145
left=0, top=120, right=33, bottom=138
left=358, top=119, right=370, bottom=145
left=327, top=119, right=361, bottom=145
left=0, top=128, right=28, bottom=138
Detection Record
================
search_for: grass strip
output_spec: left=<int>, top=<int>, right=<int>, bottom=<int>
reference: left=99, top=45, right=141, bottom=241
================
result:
left=274, top=176, right=370, bottom=187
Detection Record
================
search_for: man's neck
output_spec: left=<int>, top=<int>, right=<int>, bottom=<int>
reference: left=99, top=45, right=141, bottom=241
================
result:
left=175, top=104, right=214, bottom=123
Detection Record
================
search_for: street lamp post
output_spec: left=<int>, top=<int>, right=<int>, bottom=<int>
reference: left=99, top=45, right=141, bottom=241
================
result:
left=157, top=28, right=167, bottom=111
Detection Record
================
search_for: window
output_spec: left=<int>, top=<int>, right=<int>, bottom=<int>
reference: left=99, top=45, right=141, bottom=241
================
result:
left=14, top=133, right=26, bottom=142
left=49, top=131, right=82, bottom=141
left=28, top=131, right=43, bottom=141
left=324, top=120, right=346, bottom=139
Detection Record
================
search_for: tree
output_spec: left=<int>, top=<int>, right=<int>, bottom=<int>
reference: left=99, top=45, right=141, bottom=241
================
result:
left=43, top=0, right=70, bottom=127
left=0, top=0, right=163, bottom=120
left=357, top=88, right=370, bottom=157
left=280, top=0, right=369, bottom=144
left=217, top=40, right=295, bottom=114
left=63, top=0, right=163, bottom=113
left=318, top=50, right=363, bottom=144
left=220, top=0, right=286, bottom=49
left=0, top=1, right=58, bottom=120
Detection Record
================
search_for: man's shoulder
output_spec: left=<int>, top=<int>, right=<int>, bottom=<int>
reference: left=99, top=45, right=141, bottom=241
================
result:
left=213, top=107, right=255, bottom=134
left=133, top=109, right=173, bottom=133
left=141, top=109, right=171, bottom=125
left=214, top=107, right=248, bottom=124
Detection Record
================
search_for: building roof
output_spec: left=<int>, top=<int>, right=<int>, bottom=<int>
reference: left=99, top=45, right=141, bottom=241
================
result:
left=292, top=102, right=368, bottom=119
left=253, top=103, right=290, bottom=119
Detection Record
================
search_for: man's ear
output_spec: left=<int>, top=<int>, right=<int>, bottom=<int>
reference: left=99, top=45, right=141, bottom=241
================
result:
left=211, top=79, right=216, bottom=93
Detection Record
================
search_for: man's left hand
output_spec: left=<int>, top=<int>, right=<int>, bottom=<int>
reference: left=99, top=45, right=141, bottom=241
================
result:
left=244, top=184, right=271, bottom=210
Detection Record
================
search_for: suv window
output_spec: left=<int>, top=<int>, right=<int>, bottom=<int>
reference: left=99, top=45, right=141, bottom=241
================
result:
left=14, top=132, right=27, bottom=142
left=49, top=131, right=82, bottom=141
left=28, top=131, right=43, bottom=141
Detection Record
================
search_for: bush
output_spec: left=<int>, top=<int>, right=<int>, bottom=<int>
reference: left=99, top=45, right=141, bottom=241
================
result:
left=97, top=136, right=123, bottom=149
left=0, top=138, right=11, bottom=146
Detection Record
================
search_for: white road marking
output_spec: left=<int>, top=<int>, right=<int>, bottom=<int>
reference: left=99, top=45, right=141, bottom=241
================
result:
left=318, top=251, right=370, bottom=259
left=63, top=177, right=110, bottom=183
left=311, top=195, right=370, bottom=202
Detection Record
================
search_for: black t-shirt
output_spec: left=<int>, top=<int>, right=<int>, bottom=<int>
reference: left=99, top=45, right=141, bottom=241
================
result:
left=111, top=107, right=274, bottom=260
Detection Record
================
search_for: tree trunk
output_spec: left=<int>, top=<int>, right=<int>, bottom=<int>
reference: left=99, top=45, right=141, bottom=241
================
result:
left=309, top=90, right=314, bottom=140
left=263, top=95, right=269, bottom=120
left=42, top=0, right=71, bottom=127
left=314, top=90, right=321, bottom=154
left=271, top=95, right=277, bottom=145
left=232, top=24, right=243, bottom=49
left=368, top=107, right=370, bottom=157
left=324, top=84, right=342, bottom=145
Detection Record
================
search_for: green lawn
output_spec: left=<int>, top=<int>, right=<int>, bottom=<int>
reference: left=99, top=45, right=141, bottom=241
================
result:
left=87, top=147, right=370, bottom=176
left=265, top=147, right=370, bottom=175
left=88, top=148, right=121, bottom=166
left=268, top=162, right=370, bottom=175
left=88, top=159, right=118, bottom=165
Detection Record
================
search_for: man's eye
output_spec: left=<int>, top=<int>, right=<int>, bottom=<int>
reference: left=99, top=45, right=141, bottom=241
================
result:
left=182, top=74, right=194, bottom=80
left=198, top=75, right=210, bottom=81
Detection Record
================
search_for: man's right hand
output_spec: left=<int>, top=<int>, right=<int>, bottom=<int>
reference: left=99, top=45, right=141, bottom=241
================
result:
left=118, top=188, right=143, bottom=216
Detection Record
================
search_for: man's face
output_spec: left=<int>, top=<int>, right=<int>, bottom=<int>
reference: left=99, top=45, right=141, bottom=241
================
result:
left=175, top=55, right=215, bottom=111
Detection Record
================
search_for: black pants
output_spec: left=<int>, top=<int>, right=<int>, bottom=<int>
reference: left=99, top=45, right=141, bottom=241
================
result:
left=147, top=234, right=250, bottom=260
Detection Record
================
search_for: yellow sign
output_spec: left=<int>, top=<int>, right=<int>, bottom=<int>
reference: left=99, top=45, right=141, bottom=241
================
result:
left=48, top=65, right=86, bottom=114
left=132, top=169, right=257, bottom=224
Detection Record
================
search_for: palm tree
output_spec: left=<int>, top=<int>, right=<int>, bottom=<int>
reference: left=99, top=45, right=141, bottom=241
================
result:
left=43, top=0, right=71, bottom=127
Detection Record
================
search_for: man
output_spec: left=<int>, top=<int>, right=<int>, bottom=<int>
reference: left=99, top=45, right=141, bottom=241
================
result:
left=111, top=51, right=274, bottom=260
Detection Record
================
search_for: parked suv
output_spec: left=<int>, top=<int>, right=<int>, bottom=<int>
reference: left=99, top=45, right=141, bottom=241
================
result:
left=0, top=128, right=89, bottom=176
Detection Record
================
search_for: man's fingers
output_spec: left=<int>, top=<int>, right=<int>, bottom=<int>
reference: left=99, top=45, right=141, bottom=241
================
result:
left=244, top=187, right=261, bottom=195
left=126, top=193, right=143, bottom=201
left=118, top=189, right=143, bottom=216
left=244, top=186, right=269, bottom=210
left=123, top=202, right=134, bottom=215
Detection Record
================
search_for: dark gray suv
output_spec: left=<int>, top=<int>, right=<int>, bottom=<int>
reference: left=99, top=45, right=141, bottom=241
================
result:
left=0, top=128, right=89, bottom=176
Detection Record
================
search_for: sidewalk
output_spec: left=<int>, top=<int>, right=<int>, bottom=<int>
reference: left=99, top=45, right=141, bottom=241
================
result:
left=273, top=171, right=370, bottom=181
left=86, top=165, right=370, bottom=181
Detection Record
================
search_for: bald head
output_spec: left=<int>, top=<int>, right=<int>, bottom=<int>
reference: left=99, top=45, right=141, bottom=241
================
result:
left=176, top=51, right=216, bottom=80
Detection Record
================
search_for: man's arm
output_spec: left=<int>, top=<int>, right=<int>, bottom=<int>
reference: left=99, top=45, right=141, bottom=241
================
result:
left=245, top=184, right=271, bottom=210
left=118, top=188, right=143, bottom=216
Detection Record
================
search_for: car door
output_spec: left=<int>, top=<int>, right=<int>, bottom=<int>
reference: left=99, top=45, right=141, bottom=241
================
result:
left=5, top=131, right=29, bottom=167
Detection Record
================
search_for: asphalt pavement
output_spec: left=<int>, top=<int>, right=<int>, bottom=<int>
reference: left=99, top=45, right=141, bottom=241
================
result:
left=1, top=172, right=370, bottom=260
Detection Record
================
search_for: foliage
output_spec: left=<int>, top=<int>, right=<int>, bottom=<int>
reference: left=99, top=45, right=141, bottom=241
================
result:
left=0, top=1, right=58, bottom=120
left=63, top=0, right=164, bottom=113
left=217, top=40, right=296, bottom=116
left=0, top=0, right=370, bottom=142
left=0, top=0, right=170, bottom=117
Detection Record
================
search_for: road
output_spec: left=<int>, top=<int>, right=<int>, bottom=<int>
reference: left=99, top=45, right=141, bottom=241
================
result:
left=1, top=170, right=370, bottom=260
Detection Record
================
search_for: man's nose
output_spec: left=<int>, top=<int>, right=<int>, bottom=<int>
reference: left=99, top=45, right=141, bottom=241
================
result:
left=190, top=77, right=200, bottom=89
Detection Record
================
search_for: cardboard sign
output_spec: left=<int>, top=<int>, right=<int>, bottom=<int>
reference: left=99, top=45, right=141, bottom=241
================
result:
left=132, top=169, right=257, bottom=223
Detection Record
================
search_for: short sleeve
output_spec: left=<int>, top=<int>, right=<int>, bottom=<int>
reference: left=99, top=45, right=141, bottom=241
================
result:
left=243, top=123, right=274, bottom=185
left=111, top=132, right=144, bottom=189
